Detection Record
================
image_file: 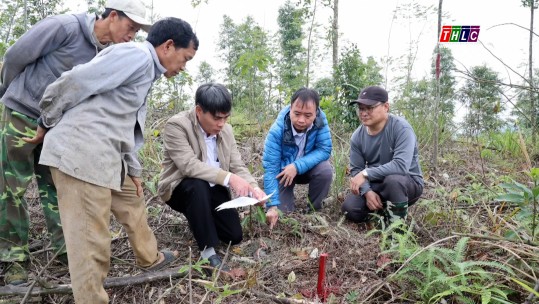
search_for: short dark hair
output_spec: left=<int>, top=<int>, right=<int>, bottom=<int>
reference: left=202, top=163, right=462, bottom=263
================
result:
left=146, top=17, right=199, bottom=51
left=101, top=8, right=128, bottom=19
left=290, top=87, right=320, bottom=108
left=195, top=83, right=232, bottom=115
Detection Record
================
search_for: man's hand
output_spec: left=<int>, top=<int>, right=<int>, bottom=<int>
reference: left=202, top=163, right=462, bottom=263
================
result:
left=130, top=176, right=144, bottom=197
left=364, top=190, right=383, bottom=211
left=350, top=173, right=366, bottom=196
left=229, top=174, right=252, bottom=197
left=276, top=163, right=297, bottom=187
left=265, top=206, right=279, bottom=229
left=22, top=126, right=47, bottom=145
left=252, top=187, right=267, bottom=206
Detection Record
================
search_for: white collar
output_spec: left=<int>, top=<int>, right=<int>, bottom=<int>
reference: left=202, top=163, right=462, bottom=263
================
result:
left=292, top=124, right=313, bottom=136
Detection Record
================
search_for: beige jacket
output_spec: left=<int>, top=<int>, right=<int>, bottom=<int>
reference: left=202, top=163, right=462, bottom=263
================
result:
left=158, top=109, right=257, bottom=202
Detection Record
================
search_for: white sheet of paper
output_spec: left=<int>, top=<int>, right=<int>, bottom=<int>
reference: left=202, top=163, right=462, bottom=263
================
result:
left=215, top=191, right=274, bottom=211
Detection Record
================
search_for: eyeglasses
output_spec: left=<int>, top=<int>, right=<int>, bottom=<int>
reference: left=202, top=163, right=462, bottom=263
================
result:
left=357, top=103, right=383, bottom=113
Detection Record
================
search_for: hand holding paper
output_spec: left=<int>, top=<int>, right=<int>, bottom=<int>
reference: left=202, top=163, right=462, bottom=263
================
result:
left=215, top=191, right=274, bottom=211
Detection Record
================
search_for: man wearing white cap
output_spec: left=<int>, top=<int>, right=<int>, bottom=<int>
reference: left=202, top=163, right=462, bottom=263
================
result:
left=0, top=0, right=153, bottom=285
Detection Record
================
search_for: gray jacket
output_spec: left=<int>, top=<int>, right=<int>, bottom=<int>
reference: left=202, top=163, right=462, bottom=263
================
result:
left=350, top=114, right=424, bottom=195
left=0, top=13, right=106, bottom=119
left=39, top=41, right=165, bottom=191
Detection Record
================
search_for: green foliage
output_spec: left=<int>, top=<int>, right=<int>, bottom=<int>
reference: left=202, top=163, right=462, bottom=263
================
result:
left=511, top=68, right=539, bottom=132
left=521, top=0, right=539, bottom=8
left=393, top=46, right=456, bottom=150
left=280, top=215, right=303, bottom=238
left=204, top=283, right=243, bottom=304
left=277, top=0, right=308, bottom=96
left=195, top=61, right=216, bottom=85
left=332, top=43, right=383, bottom=128
left=146, top=71, right=194, bottom=123
left=217, top=15, right=273, bottom=114
left=478, top=130, right=522, bottom=159
left=241, top=205, right=268, bottom=228
left=460, top=65, right=504, bottom=136
left=496, top=168, right=539, bottom=242
left=329, top=137, right=349, bottom=200
left=511, top=277, right=539, bottom=298
left=344, top=290, right=359, bottom=303
left=178, top=258, right=209, bottom=276
left=372, top=224, right=516, bottom=303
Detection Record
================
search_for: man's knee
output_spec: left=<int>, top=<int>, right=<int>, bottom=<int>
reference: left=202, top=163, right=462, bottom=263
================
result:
left=313, top=161, right=333, bottom=182
left=229, top=233, right=243, bottom=246
left=380, top=175, right=410, bottom=203
left=341, top=196, right=368, bottom=223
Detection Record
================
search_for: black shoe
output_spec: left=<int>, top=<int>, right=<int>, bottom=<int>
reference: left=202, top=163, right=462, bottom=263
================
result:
left=205, top=254, right=231, bottom=275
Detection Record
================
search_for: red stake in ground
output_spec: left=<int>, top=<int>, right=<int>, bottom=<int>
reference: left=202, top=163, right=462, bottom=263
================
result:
left=317, top=253, right=328, bottom=301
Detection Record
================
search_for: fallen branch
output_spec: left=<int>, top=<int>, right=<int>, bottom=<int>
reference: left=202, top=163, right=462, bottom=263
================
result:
left=247, top=290, right=315, bottom=304
left=0, top=267, right=187, bottom=297
left=452, top=232, right=539, bottom=247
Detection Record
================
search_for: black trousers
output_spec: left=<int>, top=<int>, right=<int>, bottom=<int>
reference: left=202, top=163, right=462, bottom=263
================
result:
left=166, top=178, right=242, bottom=251
left=341, top=174, right=423, bottom=223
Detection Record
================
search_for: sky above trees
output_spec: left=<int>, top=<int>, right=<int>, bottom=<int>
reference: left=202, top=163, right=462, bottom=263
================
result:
left=61, top=0, right=534, bottom=96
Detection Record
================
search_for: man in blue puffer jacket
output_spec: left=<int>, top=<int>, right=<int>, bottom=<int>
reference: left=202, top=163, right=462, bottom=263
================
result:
left=263, top=88, right=333, bottom=228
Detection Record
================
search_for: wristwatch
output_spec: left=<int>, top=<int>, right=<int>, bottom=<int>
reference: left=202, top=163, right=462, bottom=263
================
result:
left=361, top=170, right=369, bottom=179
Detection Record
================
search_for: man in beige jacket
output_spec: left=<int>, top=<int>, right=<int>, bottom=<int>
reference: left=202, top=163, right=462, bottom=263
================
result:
left=158, top=83, right=267, bottom=273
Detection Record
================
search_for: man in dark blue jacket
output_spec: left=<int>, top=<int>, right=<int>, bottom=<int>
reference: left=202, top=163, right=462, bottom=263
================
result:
left=263, top=88, right=333, bottom=227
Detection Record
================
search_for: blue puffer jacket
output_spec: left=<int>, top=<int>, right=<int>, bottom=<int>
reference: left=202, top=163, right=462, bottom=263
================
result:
left=263, top=105, right=332, bottom=207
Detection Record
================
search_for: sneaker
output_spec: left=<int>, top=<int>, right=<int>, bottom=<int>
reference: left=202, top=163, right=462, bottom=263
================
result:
left=205, top=254, right=231, bottom=276
left=4, top=262, right=28, bottom=285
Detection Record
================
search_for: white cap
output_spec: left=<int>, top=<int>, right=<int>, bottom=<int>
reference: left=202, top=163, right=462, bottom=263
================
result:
left=105, top=0, right=152, bottom=32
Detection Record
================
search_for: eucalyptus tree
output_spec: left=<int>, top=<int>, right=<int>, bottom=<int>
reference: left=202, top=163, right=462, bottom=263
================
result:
left=332, top=43, right=383, bottom=127
left=276, top=0, right=308, bottom=98
left=195, top=61, right=216, bottom=85
left=146, top=71, right=194, bottom=125
left=217, top=15, right=273, bottom=115
left=460, top=65, right=504, bottom=136
left=431, top=46, right=456, bottom=124
left=512, top=68, right=539, bottom=132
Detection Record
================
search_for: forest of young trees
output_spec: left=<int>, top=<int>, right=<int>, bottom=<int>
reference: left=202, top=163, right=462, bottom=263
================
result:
left=1, top=0, right=539, bottom=303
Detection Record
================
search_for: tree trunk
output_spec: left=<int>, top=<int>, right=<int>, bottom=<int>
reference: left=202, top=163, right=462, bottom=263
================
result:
left=332, top=0, right=339, bottom=71
left=432, top=0, right=443, bottom=170
left=529, top=1, right=536, bottom=146
left=306, top=0, right=318, bottom=87
left=332, top=0, right=339, bottom=103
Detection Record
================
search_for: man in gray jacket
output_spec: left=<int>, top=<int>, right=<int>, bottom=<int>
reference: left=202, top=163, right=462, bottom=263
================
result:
left=0, top=0, right=152, bottom=285
left=342, top=86, right=424, bottom=227
left=24, top=18, right=198, bottom=303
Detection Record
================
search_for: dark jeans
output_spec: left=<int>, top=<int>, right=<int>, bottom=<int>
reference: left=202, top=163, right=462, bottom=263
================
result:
left=166, top=178, right=242, bottom=250
left=278, top=160, right=333, bottom=212
left=341, top=174, right=423, bottom=223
